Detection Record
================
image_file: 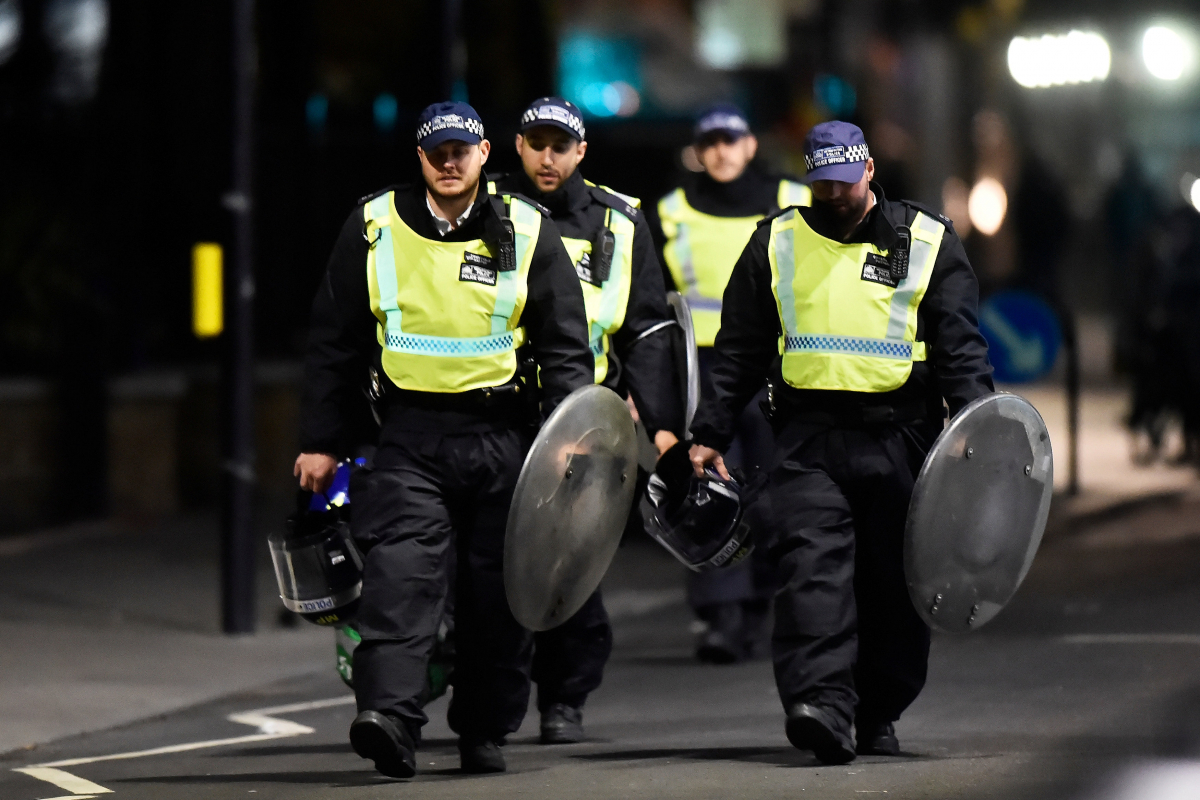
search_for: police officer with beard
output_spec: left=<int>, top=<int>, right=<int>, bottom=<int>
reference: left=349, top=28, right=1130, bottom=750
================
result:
left=296, top=101, right=592, bottom=777
left=491, top=97, right=683, bottom=744
left=646, top=103, right=810, bottom=664
left=688, top=121, right=993, bottom=763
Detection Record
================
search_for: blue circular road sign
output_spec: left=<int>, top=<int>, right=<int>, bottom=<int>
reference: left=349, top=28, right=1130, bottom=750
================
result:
left=978, top=290, right=1062, bottom=383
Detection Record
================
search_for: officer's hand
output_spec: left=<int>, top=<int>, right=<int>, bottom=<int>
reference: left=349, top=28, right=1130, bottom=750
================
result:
left=654, top=429, right=679, bottom=457
left=294, top=453, right=338, bottom=494
left=689, top=444, right=730, bottom=481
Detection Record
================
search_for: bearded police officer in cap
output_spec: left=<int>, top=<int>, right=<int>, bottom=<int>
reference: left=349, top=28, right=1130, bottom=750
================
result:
left=295, top=100, right=593, bottom=777
left=647, top=103, right=810, bottom=664
left=688, top=121, right=993, bottom=763
left=491, top=96, right=683, bottom=744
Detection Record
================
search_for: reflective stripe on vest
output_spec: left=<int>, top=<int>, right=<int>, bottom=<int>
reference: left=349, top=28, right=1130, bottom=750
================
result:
left=658, top=180, right=811, bottom=347
left=561, top=204, right=637, bottom=384
left=777, top=180, right=812, bottom=209
left=769, top=208, right=944, bottom=393
left=364, top=191, right=540, bottom=392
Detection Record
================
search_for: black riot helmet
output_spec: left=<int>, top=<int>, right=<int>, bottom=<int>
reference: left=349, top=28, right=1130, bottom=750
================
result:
left=644, top=442, right=754, bottom=571
left=269, top=460, right=365, bottom=626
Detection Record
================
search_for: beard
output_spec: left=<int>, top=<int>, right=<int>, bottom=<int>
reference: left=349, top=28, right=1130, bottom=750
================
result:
left=813, top=191, right=870, bottom=238
left=428, top=173, right=480, bottom=203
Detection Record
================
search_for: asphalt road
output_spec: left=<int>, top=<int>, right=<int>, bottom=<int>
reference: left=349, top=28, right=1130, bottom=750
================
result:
left=5, top=498, right=1200, bottom=800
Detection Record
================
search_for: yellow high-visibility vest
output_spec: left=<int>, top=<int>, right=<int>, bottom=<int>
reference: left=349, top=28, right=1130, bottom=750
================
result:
left=559, top=183, right=638, bottom=383
left=767, top=207, right=944, bottom=392
left=364, top=190, right=541, bottom=393
left=658, top=179, right=811, bottom=346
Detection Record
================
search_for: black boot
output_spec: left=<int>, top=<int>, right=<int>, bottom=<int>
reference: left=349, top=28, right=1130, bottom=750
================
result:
left=856, top=719, right=900, bottom=755
left=459, top=738, right=506, bottom=773
left=540, top=703, right=585, bottom=744
left=349, top=710, right=417, bottom=778
left=785, top=703, right=856, bottom=765
left=695, top=603, right=742, bottom=664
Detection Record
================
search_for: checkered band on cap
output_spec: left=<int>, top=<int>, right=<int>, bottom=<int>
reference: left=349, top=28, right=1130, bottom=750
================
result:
left=415, top=114, right=485, bottom=143
left=521, top=101, right=585, bottom=138
left=803, top=143, right=870, bottom=172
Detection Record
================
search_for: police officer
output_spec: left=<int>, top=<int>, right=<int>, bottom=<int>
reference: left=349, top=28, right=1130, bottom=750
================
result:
left=647, top=103, right=810, bottom=664
left=295, top=101, right=593, bottom=777
left=688, top=121, right=993, bottom=763
left=491, top=97, right=683, bottom=744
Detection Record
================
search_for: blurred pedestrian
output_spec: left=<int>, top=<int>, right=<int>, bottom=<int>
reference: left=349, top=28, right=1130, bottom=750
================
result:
left=645, top=103, right=810, bottom=664
left=1128, top=200, right=1200, bottom=464
left=688, top=121, right=993, bottom=762
left=490, top=96, right=683, bottom=744
left=294, top=101, right=592, bottom=777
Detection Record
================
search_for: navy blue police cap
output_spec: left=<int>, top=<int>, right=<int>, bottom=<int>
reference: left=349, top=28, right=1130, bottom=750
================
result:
left=694, top=103, right=751, bottom=142
left=415, top=101, right=485, bottom=150
left=520, top=97, right=586, bottom=141
left=802, top=120, right=870, bottom=184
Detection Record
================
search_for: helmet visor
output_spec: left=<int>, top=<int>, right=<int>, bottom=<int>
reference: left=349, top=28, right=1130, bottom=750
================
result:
left=268, top=519, right=363, bottom=615
left=648, top=478, right=744, bottom=569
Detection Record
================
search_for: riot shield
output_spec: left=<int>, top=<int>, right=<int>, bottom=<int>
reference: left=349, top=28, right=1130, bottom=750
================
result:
left=504, top=384, right=639, bottom=631
left=666, top=291, right=701, bottom=430
left=904, top=392, right=1053, bottom=634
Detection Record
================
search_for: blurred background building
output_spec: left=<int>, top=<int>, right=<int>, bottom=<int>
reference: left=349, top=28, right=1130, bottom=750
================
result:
left=0, top=0, right=1198, bottom=531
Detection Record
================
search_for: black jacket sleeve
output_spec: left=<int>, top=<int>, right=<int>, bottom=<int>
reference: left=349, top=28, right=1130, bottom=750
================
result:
left=922, top=227, right=995, bottom=416
left=643, top=201, right=677, bottom=292
left=688, top=227, right=780, bottom=450
left=612, top=215, right=684, bottom=436
left=299, top=209, right=377, bottom=455
left=520, top=217, right=594, bottom=415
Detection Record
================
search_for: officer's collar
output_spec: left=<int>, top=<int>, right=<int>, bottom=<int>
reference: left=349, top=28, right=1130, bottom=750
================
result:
left=690, top=166, right=775, bottom=210
left=856, top=182, right=900, bottom=249
left=806, top=181, right=898, bottom=249
left=513, top=168, right=588, bottom=217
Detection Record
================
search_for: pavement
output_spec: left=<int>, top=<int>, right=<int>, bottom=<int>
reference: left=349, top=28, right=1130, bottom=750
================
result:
left=1, top=382, right=1199, bottom=798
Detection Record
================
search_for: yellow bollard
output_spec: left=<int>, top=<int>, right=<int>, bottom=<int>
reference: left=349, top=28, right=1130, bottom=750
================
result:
left=192, top=243, right=223, bottom=338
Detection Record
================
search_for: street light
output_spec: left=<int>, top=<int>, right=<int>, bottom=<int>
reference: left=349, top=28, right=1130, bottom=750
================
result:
left=1007, top=30, right=1110, bottom=88
left=968, top=177, right=1007, bottom=236
left=1142, top=25, right=1194, bottom=81
left=1186, top=176, right=1200, bottom=214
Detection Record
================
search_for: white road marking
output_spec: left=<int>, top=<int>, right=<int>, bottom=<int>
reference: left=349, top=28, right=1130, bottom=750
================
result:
left=605, top=588, right=685, bottom=619
left=13, top=694, right=356, bottom=791
left=34, top=795, right=97, bottom=800
left=13, top=767, right=111, bottom=794
left=1063, top=633, right=1200, bottom=645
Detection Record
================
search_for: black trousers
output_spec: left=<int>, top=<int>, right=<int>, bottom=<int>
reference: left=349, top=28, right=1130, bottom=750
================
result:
left=690, top=351, right=776, bottom=611
left=349, top=426, right=533, bottom=743
left=754, top=420, right=935, bottom=730
left=531, top=589, right=613, bottom=711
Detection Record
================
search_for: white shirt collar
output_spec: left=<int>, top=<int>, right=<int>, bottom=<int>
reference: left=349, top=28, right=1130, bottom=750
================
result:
left=426, top=194, right=473, bottom=236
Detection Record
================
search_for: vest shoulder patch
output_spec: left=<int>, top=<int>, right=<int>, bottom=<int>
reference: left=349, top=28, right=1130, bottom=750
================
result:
left=357, top=184, right=402, bottom=207
left=756, top=205, right=792, bottom=228
left=498, top=192, right=551, bottom=218
left=459, top=252, right=498, bottom=286
left=898, top=199, right=954, bottom=233
left=861, top=252, right=900, bottom=288
left=589, top=186, right=642, bottom=222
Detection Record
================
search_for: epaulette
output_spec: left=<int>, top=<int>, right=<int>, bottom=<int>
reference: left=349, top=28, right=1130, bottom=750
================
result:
left=500, top=191, right=552, bottom=218
left=356, top=184, right=403, bottom=207
left=589, top=185, right=643, bottom=223
left=899, top=199, right=954, bottom=233
left=756, top=205, right=799, bottom=228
